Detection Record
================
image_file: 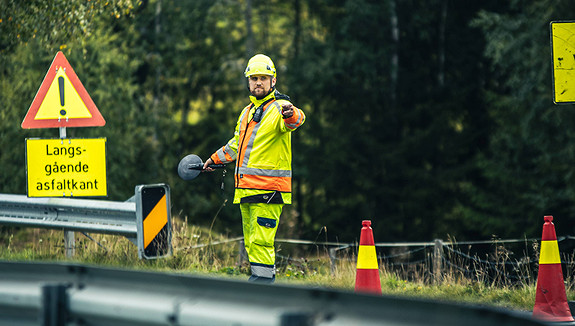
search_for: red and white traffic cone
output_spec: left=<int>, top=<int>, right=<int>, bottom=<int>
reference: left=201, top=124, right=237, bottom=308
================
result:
left=355, top=220, right=382, bottom=295
left=533, top=216, right=574, bottom=322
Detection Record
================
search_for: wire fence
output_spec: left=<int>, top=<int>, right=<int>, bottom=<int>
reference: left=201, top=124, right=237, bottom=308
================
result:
left=197, top=236, right=575, bottom=287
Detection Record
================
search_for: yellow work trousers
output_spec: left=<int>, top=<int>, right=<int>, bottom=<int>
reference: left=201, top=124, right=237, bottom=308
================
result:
left=240, top=202, right=283, bottom=279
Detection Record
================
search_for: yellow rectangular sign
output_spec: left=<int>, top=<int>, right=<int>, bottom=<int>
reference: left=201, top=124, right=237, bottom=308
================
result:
left=551, top=21, right=575, bottom=104
left=26, top=138, right=107, bottom=197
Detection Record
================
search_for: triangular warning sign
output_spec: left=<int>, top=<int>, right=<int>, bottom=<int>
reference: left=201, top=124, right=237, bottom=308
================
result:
left=22, top=51, right=105, bottom=129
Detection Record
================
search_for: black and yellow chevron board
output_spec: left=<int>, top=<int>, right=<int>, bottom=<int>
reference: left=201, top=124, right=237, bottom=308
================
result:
left=137, top=184, right=171, bottom=259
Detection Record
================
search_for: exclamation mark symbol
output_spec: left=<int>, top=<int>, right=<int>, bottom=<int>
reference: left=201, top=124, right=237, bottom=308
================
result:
left=58, top=76, right=66, bottom=116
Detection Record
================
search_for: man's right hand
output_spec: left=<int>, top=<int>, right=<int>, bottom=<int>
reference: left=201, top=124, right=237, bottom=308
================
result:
left=203, top=158, right=215, bottom=172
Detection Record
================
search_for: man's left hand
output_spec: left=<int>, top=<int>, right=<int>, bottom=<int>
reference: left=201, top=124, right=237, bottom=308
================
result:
left=281, top=103, right=294, bottom=118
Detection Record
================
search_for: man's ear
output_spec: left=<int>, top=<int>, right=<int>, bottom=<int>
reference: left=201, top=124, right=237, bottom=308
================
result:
left=272, top=77, right=277, bottom=88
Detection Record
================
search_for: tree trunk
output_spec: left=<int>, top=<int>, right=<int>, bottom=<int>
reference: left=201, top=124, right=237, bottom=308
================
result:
left=389, top=0, right=399, bottom=111
left=438, top=0, right=447, bottom=88
left=245, top=0, right=254, bottom=56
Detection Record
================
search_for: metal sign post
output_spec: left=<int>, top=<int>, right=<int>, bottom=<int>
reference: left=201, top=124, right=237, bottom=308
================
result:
left=59, top=127, right=75, bottom=258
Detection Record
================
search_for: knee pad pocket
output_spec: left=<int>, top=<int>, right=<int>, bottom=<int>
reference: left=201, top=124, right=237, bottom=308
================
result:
left=253, top=217, right=277, bottom=247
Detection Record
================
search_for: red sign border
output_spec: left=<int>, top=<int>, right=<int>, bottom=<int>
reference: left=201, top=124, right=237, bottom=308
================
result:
left=22, top=51, right=105, bottom=129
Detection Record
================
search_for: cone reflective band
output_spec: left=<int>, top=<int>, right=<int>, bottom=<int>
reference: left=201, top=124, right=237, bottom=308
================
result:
left=533, top=216, right=574, bottom=322
left=355, top=220, right=382, bottom=295
left=135, top=184, right=172, bottom=259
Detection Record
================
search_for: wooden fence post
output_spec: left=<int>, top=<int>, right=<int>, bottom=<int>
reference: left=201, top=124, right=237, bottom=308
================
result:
left=329, top=248, right=337, bottom=275
left=433, top=239, right=443, bottom=284
left=238, top=239, right=248, bottom=267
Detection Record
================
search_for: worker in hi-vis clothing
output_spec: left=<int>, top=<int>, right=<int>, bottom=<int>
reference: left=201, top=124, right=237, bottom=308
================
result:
left=203, top=54, right=306, bottom=283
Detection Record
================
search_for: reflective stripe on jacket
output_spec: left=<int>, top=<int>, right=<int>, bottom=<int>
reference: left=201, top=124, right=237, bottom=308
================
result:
left=210, top=90, right=305, bottom=204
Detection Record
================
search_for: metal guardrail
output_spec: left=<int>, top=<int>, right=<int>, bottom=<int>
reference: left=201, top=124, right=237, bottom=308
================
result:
left=0, top=260, right=547, bottom=326
left=0, top=184, right=171, bottom=259
left=0, top=193, right=137, bottom=239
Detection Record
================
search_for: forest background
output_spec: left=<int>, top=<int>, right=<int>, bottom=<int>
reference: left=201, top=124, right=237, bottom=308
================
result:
left=2, top=0, right=575, bottom=244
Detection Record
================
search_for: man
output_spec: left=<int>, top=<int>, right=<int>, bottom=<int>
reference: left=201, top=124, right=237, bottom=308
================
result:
left=203, top=54, right=305, bottom=283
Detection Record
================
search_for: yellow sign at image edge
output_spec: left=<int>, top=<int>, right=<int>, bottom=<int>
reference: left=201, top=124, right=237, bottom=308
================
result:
left=551, top=21, right=575, bottom=104
left=26, top=138, right=107, bottom=197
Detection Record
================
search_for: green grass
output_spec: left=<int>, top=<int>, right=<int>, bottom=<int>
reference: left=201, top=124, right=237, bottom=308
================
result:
left=0, top=217, right=570, bottom=312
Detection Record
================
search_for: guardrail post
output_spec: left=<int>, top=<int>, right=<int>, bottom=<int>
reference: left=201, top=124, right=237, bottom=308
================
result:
left=64, top=231, right=75, bottom=258
left=433, top=239, right=443, bottom=284
left=281, top=312, right=313, bottom=326
left=41, top=284, right=68, bottom=326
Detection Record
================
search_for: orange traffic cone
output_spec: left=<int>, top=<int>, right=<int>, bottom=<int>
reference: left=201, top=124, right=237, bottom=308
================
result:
left=533, top=215, right=574, bottom=322
left=355, top=220, right=382, bottom=295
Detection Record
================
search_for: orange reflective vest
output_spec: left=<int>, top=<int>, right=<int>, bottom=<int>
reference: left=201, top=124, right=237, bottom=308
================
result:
left=210, top=90, right=305, bottom=204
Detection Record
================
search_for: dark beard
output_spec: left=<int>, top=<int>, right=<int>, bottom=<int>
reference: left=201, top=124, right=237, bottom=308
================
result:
left=250, top=82, right=275, bottom=99
left=251, top=89, right=270, bottom=99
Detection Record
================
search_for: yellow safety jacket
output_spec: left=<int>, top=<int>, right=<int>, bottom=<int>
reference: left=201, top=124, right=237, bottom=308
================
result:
left=210, top=90, right=306, bottom=204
